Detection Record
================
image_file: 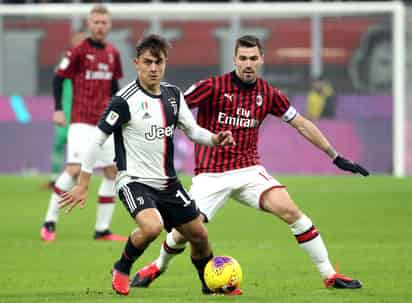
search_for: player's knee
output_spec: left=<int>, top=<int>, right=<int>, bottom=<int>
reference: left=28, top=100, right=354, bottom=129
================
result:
left=275, top=205, right=301, bottom=224
left=188, top=226, right=209, bottom=245
left=141, top=222, right=163, bottom=242
left=103, top=165, right=117, bottom=180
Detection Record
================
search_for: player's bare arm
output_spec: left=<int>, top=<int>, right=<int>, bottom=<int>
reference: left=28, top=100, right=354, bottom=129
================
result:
left=59, top=127, right=111, bottom=212
left=289, top=114, right=369, bottom=176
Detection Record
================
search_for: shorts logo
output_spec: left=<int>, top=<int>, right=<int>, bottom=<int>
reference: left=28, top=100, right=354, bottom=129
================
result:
left=105, top=111, right=119, bottom=126
left=136, top=196, right=144, bottom=205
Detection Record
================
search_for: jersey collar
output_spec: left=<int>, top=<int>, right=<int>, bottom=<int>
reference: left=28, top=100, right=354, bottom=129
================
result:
left=135, top=79, right=162, bottom=99
left=87, top=38, right=106, bottom=49
left=231, top=70, right=257, bottom=90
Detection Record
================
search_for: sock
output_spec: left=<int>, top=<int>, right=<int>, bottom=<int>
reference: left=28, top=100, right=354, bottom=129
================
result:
left=289, top=214, right=335, bottom=279
left=95, top=178, right=116, bottom=232
left=114, top=237, right=145, bottom=275
left=155, top=232, right=186, bottom=271
left=44, top=171, right=75, bottom=223
left=191, top=253, right=213, bottom=291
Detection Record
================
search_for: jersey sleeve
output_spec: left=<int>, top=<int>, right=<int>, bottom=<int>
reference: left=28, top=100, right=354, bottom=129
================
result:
left=269, top=86, right=297, bottom=122
left=97, top=96, right=131, bottom=135
left=55, top=47, right=80, bottom=79
left=177, top=92, right=214, bottom=146
left=183, top=78, right=213, bottom=109
left=113, top=49, right=123, bottom=80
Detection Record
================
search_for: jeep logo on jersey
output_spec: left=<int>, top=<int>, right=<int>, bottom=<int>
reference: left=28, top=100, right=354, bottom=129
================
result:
left=169, top=97, right=178, bottom=115
left=145, top=125, right=174, bottom=140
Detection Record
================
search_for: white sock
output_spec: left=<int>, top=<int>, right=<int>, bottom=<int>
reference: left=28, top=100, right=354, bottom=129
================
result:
left=155, top=231, right=186, bottom=271
left=289, top=214, right=335, bottom=279
left=44, top=171, right=75, bottom=223
left=95, top=178, right=116, bottom=232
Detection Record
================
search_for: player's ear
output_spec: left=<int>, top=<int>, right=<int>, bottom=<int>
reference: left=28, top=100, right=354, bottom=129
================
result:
left=133, top=58, right=139, bottom=68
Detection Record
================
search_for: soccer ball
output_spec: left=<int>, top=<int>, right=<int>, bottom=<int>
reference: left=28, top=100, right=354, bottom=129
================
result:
left=204, top=256, right=243, bottom=293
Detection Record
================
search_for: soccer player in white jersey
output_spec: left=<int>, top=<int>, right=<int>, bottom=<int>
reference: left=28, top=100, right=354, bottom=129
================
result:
left=132, top=35, right=369, bottom=290
left=59, top=35, right=237, bottom=296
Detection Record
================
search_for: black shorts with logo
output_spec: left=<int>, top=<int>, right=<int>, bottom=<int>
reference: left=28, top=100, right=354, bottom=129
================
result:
left=118, top=180, right=200, bottom=232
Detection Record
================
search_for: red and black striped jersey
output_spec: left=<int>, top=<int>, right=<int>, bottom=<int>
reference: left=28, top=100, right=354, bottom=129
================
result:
left=56, top=38, right=123, bottom=125
left=184, top=71, right=296, bottom=174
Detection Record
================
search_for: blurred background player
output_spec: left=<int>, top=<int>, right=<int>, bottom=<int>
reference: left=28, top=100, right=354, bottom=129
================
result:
left=40, top=4, right=126, bottom=242
left=41, top=31, right=86, bottom=190
left=58, top=34, right=237, bottom=296
left=132, top=35, right=369, bottom=290
left=306, top=76, right=336, bottom=120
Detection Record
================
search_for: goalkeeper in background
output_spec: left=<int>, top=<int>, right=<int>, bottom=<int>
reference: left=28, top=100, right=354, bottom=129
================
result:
left=42, top=31, right=86, bottom=189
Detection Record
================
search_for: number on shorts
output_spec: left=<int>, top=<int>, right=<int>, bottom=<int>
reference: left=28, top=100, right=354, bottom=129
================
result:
left=176, top=189, right=191, bottom=207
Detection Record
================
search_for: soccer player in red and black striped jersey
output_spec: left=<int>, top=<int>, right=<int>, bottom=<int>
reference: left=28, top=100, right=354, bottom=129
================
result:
left=133, top=35, right=369, bottom=291
left=41, top=5, right=126, bottom=242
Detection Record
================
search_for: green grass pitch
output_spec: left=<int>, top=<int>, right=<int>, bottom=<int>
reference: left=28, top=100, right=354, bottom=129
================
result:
left=0, top=175, right=411, bottom=303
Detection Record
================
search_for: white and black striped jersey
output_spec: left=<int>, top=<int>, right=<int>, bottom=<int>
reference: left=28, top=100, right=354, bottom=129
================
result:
left=95, top=79, right=214, bottom=191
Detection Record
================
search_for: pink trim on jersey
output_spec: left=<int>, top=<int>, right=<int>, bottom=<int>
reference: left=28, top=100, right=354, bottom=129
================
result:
left=158, top=99, right=168, bottom=178
left=258, top=185, right=287, bottom=210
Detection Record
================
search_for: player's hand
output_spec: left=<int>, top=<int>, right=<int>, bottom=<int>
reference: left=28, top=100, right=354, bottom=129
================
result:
left=213, top=131, right=236, bottom=146
left=333, top=155, right=369, bottom=176
left=53, top=110, right=66, bottom=126
left=58, top=185, right=88, bottom=213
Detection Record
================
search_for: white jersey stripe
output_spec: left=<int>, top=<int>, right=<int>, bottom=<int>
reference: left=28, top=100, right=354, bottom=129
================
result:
left=122, top=185, right=137, bottom=212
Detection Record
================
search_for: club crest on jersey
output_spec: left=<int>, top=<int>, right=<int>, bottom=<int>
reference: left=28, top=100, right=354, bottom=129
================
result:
left=105, top=111, right=119, bottom=126
left=168, top=97, right=178, bottom=115
left=256, top=95, right=263, bottom=106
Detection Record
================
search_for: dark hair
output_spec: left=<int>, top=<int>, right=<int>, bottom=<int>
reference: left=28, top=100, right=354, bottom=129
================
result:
left=235, top=35, right=264, bottom=55
left=135, top=34, right=170, bottom=59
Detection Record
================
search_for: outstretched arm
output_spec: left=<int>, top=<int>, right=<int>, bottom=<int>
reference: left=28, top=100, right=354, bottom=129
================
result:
left=58, top=129, right=110, bottom=212
left=178, top=93, right=235, bottom=147
left=288, top=114, right=369, bottom=176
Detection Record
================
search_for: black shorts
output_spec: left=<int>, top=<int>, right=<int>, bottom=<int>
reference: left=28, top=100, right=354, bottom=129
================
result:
left=118, top=180, right=200, bottom=232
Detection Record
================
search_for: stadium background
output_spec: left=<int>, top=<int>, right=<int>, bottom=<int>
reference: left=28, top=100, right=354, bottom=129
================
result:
left=0, top=1, right=411, bottom=176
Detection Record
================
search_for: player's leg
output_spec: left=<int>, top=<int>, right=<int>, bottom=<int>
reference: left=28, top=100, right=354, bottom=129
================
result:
left=41, top=163, right=79, bottom=241
left=112, top=182, right=163, bottom=295
left=261, top=187, right=361, bottom=288
left=236, top=166, right=361, bottom=289
left=163, top=217, right=242, bottom=296
left=175, top=216, right=214, bottom=294
left=131, top=173, right=232, bottom=287
left=41, top=123, right=89, bottom=241
left=93, top=165, right=126, bottom=241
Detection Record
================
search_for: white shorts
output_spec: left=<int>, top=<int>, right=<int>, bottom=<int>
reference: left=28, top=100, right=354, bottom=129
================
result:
left=67, top=123, right=115, bottom=168
left=189, top=165, right=285, bottom=221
